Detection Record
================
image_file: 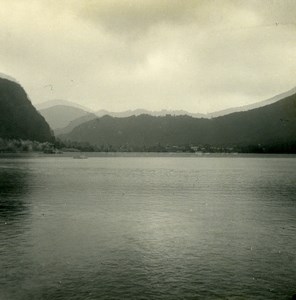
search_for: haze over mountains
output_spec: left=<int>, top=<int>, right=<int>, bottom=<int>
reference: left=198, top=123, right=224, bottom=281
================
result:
left=38, top=105, right=92, bottom=130
left=38, top=86, right=296, bottom=136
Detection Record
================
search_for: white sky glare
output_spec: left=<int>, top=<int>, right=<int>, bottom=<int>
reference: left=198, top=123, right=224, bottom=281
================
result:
left=0, top=0, right=296, bottom=113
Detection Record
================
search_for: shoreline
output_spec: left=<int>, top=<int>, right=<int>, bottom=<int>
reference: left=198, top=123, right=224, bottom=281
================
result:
left=0, top=151, right=296, bottom=159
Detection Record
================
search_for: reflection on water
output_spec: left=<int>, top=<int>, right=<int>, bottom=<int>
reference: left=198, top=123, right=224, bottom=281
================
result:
left=0, top=156, right=295, bottom=299
left=0, top=163, right=31, bottom=221
left=0, top=160, right=34, bottom=300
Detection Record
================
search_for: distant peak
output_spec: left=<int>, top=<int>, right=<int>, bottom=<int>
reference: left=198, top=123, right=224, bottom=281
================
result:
left=36, top=99, right=93, bottom=112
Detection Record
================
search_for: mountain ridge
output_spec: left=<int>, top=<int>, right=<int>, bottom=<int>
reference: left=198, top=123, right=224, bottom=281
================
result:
left=38, top=85, right=296, bottom=133
left=59, top=91, right=296, bottom=152
left=209, top=85, right=296, bottom=118
left=36, top=99, right=93, bottom=112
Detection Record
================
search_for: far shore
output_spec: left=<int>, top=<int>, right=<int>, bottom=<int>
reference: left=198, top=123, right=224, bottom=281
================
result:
left=1, top=151, right=296, bottom=159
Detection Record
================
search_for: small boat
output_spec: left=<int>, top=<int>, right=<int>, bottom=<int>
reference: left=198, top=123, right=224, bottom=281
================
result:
left=73, top=154, right=88, bottom=159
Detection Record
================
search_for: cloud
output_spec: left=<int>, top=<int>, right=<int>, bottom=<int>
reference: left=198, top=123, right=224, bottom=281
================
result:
left=0, top=0, right=295, bottom=113
left=77, top=0, right=198, bottom=35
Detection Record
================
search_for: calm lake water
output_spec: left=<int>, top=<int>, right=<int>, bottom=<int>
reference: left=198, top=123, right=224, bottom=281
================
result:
left=0, top=154, right=295, bottom=299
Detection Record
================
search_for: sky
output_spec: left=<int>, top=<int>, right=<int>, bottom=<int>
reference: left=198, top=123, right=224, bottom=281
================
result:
left=0, top=0, right=296, bottom=113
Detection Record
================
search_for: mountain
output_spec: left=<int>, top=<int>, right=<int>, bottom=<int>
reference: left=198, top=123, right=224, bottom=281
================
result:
left=96, top=109, right=206, bottom=118
left=0, top=76, right=54, bottom=142
left=59, top=92, right=296, bottom=151
left=208, top=86, right=296, bottom=118
left=54, top=112, right=97, bottom=136
left=95, top=86, right=296, bottom=119
left=39, top=105, right=205, bottom=135
left=38, top=105, right=93, bottom=130
left=36, top=99, right=92, bottom=112
left=93, top=87, right=296, bottom=119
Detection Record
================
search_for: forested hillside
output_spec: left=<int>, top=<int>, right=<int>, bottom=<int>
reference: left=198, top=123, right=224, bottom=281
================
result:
left=59, top=92, right=296, bottom=152
left=0, top=77, right=54, bottom=142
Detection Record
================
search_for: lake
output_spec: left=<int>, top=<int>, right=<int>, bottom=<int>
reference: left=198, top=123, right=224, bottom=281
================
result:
left=0, top=154, right=295, bottom=299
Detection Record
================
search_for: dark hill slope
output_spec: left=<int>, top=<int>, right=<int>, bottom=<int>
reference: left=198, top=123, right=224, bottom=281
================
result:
left=60, top=115, right=207, bottom=147
left=210, top=94, right=296, bottom=145
left=60, top=93, right=296, bottom=148
left=0, top=78, right=54, bottom=142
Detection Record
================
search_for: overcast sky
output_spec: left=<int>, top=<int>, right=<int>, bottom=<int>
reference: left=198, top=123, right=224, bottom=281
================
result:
left=0, top=0, right=296, bottom=113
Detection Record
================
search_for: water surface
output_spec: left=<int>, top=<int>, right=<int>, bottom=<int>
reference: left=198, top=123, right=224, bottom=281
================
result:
left=0, top=155, right=295, bottom=299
